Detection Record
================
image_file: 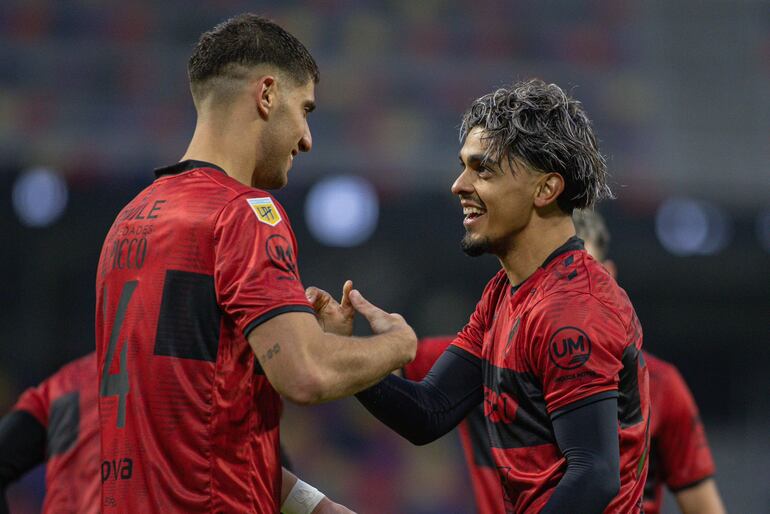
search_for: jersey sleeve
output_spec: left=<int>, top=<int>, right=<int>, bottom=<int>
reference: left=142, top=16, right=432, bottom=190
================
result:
left=528, top=293, right=626, bottom=415
left=12, top=382, right=50, bottom=428
left=655, top=366, right=716, bottom=490
left=214, top=194, right=314, bottom=337
left=404, top=337, right=455, bottom=381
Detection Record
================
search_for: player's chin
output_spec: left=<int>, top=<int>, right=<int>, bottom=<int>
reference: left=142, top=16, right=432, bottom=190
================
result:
left=460, top=232, right=491, bottom=257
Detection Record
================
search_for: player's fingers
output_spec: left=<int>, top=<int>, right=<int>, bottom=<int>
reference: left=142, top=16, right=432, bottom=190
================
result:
left=340, top=280, right=353, bottom=309
left=348, top=289, right=386, bottom=321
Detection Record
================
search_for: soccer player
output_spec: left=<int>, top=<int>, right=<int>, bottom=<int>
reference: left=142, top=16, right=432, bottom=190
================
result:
left=401, top=210, right=726, bottom=514
left=95, top=14, right=415, bottom=513
left=0, top=353, right=98, bottom=514
left=313, top=79, right=650, bottom=513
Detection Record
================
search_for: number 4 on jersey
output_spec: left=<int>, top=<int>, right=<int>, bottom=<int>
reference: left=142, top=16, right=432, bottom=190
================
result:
left=101, top=281, right=138, bottom=428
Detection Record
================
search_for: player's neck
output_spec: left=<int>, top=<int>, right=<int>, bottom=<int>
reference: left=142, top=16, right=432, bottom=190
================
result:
left=497, top=215, right=576, bottom=287
left=181, top=114, right=259, bottom=187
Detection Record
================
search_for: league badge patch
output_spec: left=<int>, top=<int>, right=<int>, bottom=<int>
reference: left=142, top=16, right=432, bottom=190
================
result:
left=247, top=197, right=282, bottom=226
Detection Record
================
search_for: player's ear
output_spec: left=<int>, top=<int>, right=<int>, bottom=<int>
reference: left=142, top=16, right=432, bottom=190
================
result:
left=533, top=172, right=565, bottom=208
left=253, top=75, right=276, bottom=120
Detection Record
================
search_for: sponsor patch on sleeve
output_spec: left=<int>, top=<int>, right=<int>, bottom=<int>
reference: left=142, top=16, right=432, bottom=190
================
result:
left=247, top=197, right=282, bottom=226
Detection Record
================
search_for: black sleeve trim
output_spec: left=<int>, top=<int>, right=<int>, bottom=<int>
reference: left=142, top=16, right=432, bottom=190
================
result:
left=551, top=390, right=619, bottom=420
left=243, top=305, right=316, bottom=337
left=669, top=475, right=715, bottom=493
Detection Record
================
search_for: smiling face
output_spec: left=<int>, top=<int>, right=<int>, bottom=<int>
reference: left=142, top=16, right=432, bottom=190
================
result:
left=451, top=126, right=543, bottom=257
left=254, top=78, right=315, bottom=189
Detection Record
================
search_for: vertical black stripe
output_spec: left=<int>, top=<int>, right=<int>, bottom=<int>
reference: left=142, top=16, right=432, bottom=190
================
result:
left=154, top=271, right=220, bottom=361
left=47, top=392, right=80, bottom=456
left=618, top=344, right=643, bottom=428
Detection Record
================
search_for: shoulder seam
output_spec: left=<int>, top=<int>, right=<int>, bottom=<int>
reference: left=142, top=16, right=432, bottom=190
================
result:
left=530, top=288, right=629, bottom=329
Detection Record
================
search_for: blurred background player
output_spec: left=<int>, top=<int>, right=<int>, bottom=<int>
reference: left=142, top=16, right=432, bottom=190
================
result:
left=0, top=353, right=98, bottom=514
left=95, top=13, right=414, bottom=513
left=315, top=79, right=650, bottom=513
left=404, top=209, right=726, bottom=514
left=0, top=350, right=329, bottom=514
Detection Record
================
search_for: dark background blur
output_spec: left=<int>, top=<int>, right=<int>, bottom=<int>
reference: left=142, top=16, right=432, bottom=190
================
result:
left=1, top=1, right=768, bottom=513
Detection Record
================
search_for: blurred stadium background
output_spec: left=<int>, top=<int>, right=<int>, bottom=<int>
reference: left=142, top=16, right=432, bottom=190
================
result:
left=1, top=1, right=768, bottom=512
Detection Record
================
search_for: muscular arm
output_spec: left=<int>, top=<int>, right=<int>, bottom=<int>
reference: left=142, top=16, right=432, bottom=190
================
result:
left=0, top=411, right=47, bottom=514
left=355, top=346, right=483, bottom=445
left=540, top=396, right=621, bottom=514
left=675, top=479, right=726, bottom=514
left=249, top=311, right=416, bottom=405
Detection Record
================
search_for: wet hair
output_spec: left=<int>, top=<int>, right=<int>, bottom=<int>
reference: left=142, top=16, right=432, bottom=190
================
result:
left=188, top=13, right=319, bottom=102
left=573, top=209, right=610, bottom=261
left=460, top=79, right=611, bottom=213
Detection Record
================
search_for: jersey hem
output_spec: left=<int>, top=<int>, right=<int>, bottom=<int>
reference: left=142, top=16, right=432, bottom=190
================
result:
left=243, top=305, right=316, bottom=337
left=668, top=474, right=715, bottom=493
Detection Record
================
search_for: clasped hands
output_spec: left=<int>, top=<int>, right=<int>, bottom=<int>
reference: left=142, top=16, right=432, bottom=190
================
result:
left=305, top=280, right=409, bottom=337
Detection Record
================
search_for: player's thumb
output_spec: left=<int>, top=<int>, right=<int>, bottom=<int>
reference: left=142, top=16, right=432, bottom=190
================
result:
left=349, top=289, right=384, bottom=322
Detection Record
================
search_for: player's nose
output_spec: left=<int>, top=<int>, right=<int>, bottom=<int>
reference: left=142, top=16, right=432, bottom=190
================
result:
left=451, top=168, right=472, bottom=196
left=299, top=125, right=312, bottom=153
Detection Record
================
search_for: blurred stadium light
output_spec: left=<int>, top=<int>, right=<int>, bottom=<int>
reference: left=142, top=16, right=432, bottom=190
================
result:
left=655, top=197, right=731, bottom=256
left=12, top=167, right=69, bottom=228
left=304, top=175, right=379, bottom=247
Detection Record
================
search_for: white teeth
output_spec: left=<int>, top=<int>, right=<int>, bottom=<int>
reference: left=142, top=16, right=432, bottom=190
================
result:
left=463, top=207, right=485, bottom=216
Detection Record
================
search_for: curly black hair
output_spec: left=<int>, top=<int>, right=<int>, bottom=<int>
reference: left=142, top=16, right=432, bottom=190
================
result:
left=460, top=79, right=611, bottom=213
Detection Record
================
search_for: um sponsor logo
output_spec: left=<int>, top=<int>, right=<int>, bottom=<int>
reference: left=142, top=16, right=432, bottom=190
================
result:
left=548, top=326, right=592, bottom=370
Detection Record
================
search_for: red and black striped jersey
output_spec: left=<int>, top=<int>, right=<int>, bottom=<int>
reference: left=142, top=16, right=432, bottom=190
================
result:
left=643, top=353, right=716, bottom=514
left=12, top=352, right=99, bottom=514
left=452, top=237, right=650, bottom=513
left=95, top=160, right=313, bottom=513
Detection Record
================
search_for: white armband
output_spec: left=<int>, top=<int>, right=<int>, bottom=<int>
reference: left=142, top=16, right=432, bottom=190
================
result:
left=281, top=479, right=325, bottom=514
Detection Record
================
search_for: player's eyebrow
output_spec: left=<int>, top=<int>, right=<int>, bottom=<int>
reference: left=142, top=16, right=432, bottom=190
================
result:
left=459, top=153, right=486, bottom=167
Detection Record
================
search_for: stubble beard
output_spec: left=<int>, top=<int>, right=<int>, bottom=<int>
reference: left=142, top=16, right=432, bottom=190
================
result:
left=460, top=231, right=493, bottom=257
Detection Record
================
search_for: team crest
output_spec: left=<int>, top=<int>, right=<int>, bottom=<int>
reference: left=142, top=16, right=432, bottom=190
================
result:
left=247, top=197, right=282, bottom=226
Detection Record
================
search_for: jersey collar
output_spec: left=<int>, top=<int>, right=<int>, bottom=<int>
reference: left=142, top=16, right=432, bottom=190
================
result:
left=154, top=160, right=227, bottom=178
left=541, top=235, right=584, bottom=268
left=509, top=235, right=585, bottom=297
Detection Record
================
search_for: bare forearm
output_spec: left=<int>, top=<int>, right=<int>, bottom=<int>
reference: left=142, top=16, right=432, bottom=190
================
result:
left=675, top=479, right=726, bottom=514
left=309, top=330, right=415, bottom=402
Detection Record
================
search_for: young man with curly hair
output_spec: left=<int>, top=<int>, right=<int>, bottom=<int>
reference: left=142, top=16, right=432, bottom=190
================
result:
left=312, top=79, right=650, bottom=513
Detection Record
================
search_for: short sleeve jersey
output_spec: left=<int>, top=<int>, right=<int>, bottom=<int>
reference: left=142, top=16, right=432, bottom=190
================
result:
left=404, top=337, right=505, bottom=514
left=13, top=352, right=99, bottom=514
left=643, top=352, right=716, bottom=514
left=95, top=161, right=314, bottom=513
left=451, top=237, right=650, bottom=514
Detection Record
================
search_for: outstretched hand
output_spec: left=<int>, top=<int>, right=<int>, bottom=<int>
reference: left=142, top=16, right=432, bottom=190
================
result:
left=348, top=289, right=412, bottom=337
left=305, top=280, right=355, bottom=336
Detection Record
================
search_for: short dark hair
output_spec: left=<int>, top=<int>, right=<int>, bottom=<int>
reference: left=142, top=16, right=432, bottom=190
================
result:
left=188, top=14, right=319, bottom=99
left=573, top=209, right=610, bottom=261
left=460, top=79, right=611, bottom=213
